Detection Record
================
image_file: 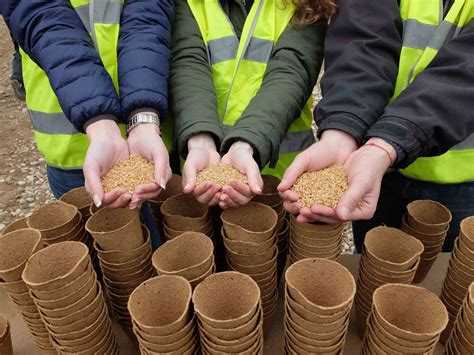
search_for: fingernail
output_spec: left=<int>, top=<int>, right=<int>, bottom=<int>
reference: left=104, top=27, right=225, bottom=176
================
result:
left=160, top=178, right=167, bottom=190
left=255, top=185, right=262, bottom=193
left=92, top=194, right=102, bottom=208
left=129, top=203, right=137, bottom=210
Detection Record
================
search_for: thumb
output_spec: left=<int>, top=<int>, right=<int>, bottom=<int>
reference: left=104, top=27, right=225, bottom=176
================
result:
left=83, top=160, right=104, bottom=207
left=182, top=157, right=197, bottom=193
left=245, top=159, right=263, bottom=195
left=336, top=176, right=367, bottom=221
left=152, top=147, right=168, bottom=190
left=278, top=154, right=309, bottom=192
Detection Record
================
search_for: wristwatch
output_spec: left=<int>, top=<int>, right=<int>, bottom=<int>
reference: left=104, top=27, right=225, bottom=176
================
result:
left=126, top=112, right=160, bottom=133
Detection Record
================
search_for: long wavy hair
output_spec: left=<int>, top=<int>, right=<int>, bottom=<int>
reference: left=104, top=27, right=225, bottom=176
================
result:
left=291, top=0, right=337, bottom=24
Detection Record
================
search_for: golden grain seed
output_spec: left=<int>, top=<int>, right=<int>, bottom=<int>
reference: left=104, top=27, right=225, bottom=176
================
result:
left=196, top=164, right=247, bottom=188
left=102, top=155, right=155, bottom=193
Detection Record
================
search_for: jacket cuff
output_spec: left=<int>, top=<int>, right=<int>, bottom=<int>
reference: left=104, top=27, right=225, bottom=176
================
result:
left=365, top=116, right=427, bottom=168
left=83, top=114, right=119, bottom=132
left=221, top=128, right=273, bottom=169
left=315, top=112, right=369, bottom=144
left=121, top=90, right=168, bottom=123
left=177, top=122, right=224, bottom=159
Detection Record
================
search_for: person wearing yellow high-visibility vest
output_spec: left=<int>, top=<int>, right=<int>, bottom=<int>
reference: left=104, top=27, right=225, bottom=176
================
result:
left=2, top=0, right=174, bottom=249
left=280, top=0, right=474, bottom=252
left=1, top=0, right=174, bottom=210
left=170, top=0, right=335, bottom=209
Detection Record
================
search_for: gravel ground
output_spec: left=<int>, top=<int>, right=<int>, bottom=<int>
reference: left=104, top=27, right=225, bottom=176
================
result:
left=0, top=20, right=354, bottom=253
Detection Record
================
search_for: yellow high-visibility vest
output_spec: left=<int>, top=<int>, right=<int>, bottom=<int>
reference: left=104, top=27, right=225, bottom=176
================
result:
left=21, top=0, right=172, bottom=169
left=187, top=0, right=314, bottom=179
left=395, top=0, right=474, bottom=183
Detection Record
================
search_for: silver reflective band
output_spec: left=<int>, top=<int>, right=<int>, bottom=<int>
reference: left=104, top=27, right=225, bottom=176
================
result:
left=223, top=125, right=314, bottom=154
left=29, top=111, right=80, bottom=135
left=244, top=37, right=273, bottom=63
left=91, top=0, right=122, bottom=24
left=208, top=36, right=239, bottom=64
left=451, top=134, right=474, bottom=151
left=403, top=19, right=457, bottom=50
left=75, top=4, right=91, bottom=32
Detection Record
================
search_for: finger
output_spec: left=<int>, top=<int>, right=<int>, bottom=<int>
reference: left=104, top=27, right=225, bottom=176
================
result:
left=108, top=192, right=132, bottom=209
left=193, top=182, right=213, bottom=196
left=296, top=213, right=342, bottom=224
left=336, top=178, right=369, bottom=221
left=310, top=204, right=338, bottom=219
left=279, top=190, right=299, bottom=203
left=298, top=207, right=342, bottom=224
left=278, top=154, right=308, bottom=192
left=223, top=185, right=251, bottom=206
left=102, top=189, right=126, bottom=206
left=182, top=160, right=198, bottom=193
left=283, top=201, right=302, bottom=215
left=228, top=180, right=253, bottom=199
left=208, top=192, right=221, bottom=207
left=83, top=160, right=104, bottom=207
left=219, top=194, right=238, bottom=209
left=152, top=147, right=169, bottom=190
left=244, top=162, right=263, bottom=195
left=130, top=190, right=162, bottom=208
left=134, top=183, right=160, bottom=195
left=196, top=185, right=220, bottom=205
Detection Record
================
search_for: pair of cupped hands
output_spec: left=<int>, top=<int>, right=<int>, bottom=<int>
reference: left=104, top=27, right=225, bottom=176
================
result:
left=83, top=120, right=264, bottom=211
left=84, top=119, right=395, bottom=224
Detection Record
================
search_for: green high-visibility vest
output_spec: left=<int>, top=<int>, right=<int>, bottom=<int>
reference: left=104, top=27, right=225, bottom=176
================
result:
left=187, top=0, right=314, bottom=179
left=21, top=0, right=173, bottom=169
left=395, top=0, right=474, bottom=184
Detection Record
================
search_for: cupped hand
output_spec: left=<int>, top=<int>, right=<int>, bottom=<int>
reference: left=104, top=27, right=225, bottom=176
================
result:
left=182, top=134, right=222, bottom=206
left=278, top=129, right=358, bottom=222
left=219, top=141, right=263, bottom=209
left=83, top=118, right=130, bottom=208
left=299, top=138, right=396, bottom=223
left=127, top=122, right=171, bottom=209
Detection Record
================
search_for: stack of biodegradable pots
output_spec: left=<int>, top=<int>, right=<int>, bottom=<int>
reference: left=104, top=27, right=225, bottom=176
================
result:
left=128, top=275, right=199, bottom=354
left=445, top=283, right=474, bottom=354
left=253, top=175, right=289, bottom=281
left=59, top=187, right=93, bottom=221
left=1, top=216, right=28, bottom=235
left=289, top=215, right=343, bottom=263
left=22, top=241, right=117, bottom=354
left=362, top=284, right=448, bottom=354
left=86, top=208, right=153, bottom=333
left=192, top=272, right=264, bottom=354
left=221, top=202, right=278, bottom=320
left=284, top=258, right=355, bottom=354
left=0, top=315, right=13, bottom=355
left=355, top=226, right=424, bottom=337
left=27, top=201, right=86, bottom=246
left=0, top=229, right=55, bottom=352
left=152, top=232, right=215, bottom=288
left=439, top=216, right=474, bottom=342
left=160, top=193, right=212, bottom=241
left=401, top=199, right=452, bottom=283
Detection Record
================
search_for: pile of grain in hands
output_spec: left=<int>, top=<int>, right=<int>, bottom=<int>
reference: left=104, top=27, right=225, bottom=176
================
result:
left=196, top=164, right=247, bottom=188
left=292, top=166, right=349, bottom=209
left=102, top=155, right=155, bottom=193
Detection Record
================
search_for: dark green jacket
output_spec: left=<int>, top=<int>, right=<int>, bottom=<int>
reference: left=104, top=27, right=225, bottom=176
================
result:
left=170, top=0, right=326, bottom=168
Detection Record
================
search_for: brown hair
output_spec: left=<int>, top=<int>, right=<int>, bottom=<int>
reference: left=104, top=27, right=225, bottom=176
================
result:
left=291, top=0, right=337, bottom=25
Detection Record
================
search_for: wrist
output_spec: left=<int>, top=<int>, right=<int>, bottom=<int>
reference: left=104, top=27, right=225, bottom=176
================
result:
left=229, top=141, right=253, bottom=155
left=86, top=117, right=121, bottom=141
left=364, top=138, right=397, bottom=166
left=188, top=133, right=217, bottom=151
left=128, top=122, right=161, bottom=137
left=321, top=129, right=358, bottom=151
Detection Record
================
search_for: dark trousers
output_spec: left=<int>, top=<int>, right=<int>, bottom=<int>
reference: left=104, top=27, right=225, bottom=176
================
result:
left=46, top=165, right=162, bottom=251
left=353, top=171, right=474, bottom=253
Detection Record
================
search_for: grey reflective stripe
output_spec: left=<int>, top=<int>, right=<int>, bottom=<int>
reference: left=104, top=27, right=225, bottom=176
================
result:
left=403, top=19, right=458, bottom=50
left=91, top=0, right=122, bottom=24
left=29, top=111, right=80, bottom=135
left=451, top=134, right=474, bottom=151
left=74, top=4, right=91, bottom=32
left=223, top=125, right=314, bottom=154
left=89, top=0, right=122, bottom=48
left=244, top=37, right=273, bottom=63
left=208, top=36, right=239, bottom=64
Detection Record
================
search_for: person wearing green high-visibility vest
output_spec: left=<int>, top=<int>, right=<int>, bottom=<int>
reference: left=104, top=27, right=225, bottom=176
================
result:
left=170, top=0, right=334, bottom=209
left=280, top=0, right=474, bottom=252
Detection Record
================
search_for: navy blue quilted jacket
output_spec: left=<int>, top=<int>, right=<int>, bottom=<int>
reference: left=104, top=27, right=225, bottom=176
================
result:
left=1, top=0, right=174, bottom=132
